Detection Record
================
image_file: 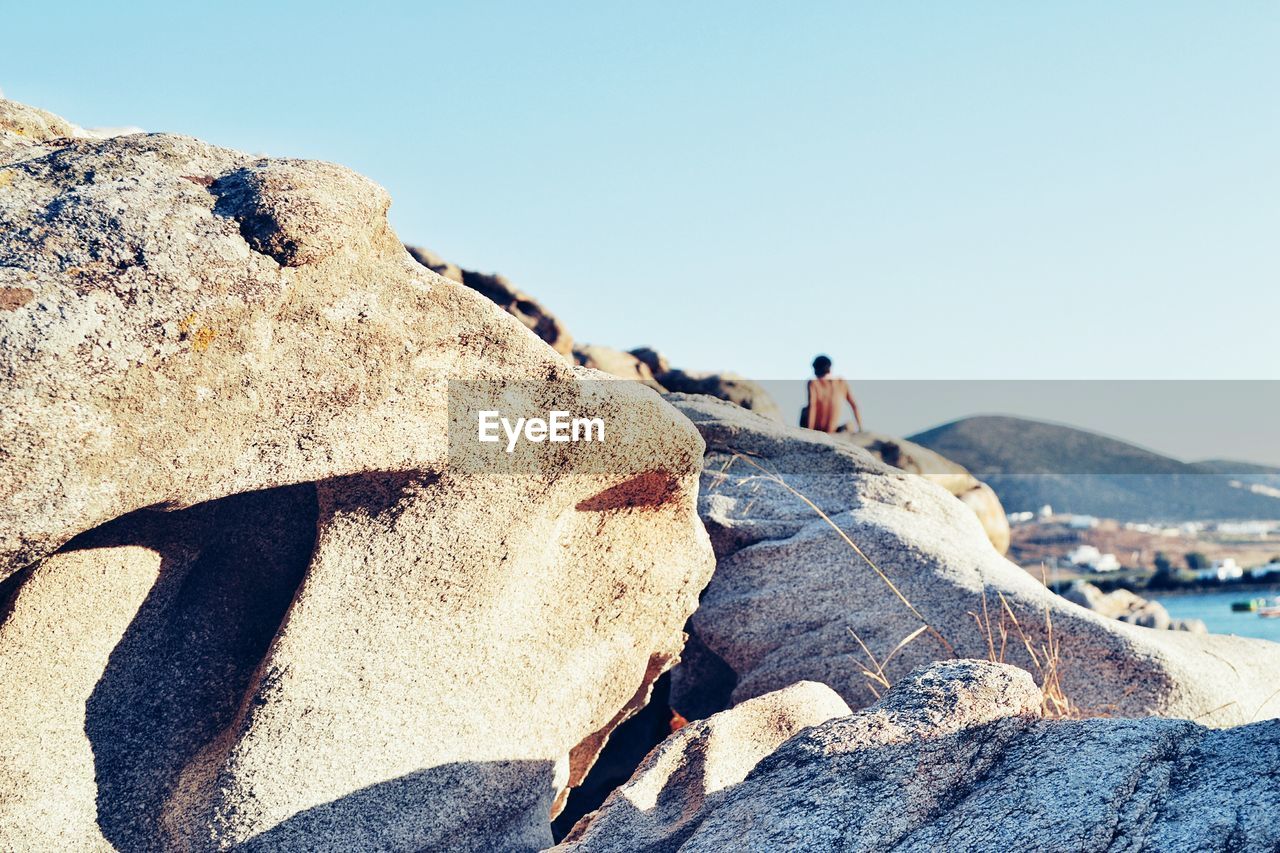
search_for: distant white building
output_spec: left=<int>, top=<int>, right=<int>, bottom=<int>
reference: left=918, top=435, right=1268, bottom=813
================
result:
left=1067, top=545, right=1100, bottom=566
left=1092, top=553, right=1121, bottom=572
left=1007, top=511, right=1034, bottom=524
left=1215, top=521, right=1272, bottom=538
left=1068, top=515, right=1100, bottom=530
left=1038, top=504, right=1054, bottom=519
left=1066, top=545, right=1120, bottom=572
left=1193, top=558, right=1243, bottom=582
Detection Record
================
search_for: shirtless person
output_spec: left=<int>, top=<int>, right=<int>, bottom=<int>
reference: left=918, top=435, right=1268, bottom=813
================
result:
left=803, top=355, right=863, bottom=433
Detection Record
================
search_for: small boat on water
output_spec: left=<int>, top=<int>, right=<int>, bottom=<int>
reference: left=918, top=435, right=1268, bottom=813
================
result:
left=1253, top=597, right=1280, bottom=618
left=1230, top=597, right=1280, bottom=617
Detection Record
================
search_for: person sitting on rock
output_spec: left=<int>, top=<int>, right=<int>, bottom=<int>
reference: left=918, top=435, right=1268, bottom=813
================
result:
left=801, top=354, right=863, bottom=433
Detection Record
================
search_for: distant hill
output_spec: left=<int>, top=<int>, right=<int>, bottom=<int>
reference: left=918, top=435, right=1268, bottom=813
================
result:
left=1191, top=458, right=1280, bottom=478
left=908, top=415, right=1280, bottom=521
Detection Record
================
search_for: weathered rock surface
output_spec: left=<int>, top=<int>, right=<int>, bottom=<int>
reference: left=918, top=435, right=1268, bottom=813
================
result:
left=570, top=660, right=1280, bottom=852
left=405, top=244, right=574, bottom=356
left=666, top=395, right=1280, bottom=726
left=839, top=430, right=1011, bottom=554
left=557, top=681, right=850, bottom=851
left=1062, top=581, right=1207, bottom=633
left=0, top=101, right=715, bottom=852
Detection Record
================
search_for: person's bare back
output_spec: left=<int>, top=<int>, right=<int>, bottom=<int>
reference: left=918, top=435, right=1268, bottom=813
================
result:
left=803, top=355, right=862, bottom=433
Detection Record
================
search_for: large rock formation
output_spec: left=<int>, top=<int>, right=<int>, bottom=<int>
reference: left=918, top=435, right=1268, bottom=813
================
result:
left=566, top=660, right=1280, bottom=852
left=666, top=394, right=1280, bottom=725
left=405, top=245, right=574, bottom=357
left=839, top=430, right=1011, bottom=554
left=0, top=100, right=714, bottom=851
left=557, top=681, right=850, bottom=851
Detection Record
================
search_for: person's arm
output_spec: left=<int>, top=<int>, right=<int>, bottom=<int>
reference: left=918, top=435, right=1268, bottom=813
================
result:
left=805, top=380, right=817, bottom=430
left=844, top=382, right=863, bottom=432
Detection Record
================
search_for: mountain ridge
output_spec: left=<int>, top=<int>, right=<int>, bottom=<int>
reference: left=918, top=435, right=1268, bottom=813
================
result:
left=908, top=415, right=1280, bottom=521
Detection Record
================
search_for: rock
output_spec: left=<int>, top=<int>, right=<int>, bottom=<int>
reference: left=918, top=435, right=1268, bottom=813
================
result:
left=657, top=368, right=783, bottom=422
left=839, top=431, right=1011, bottom=554
left=666, top=394, right=1280, bottom=726
left=573, top=344, right=665, bottom=389
left=571, top=660, right=1280, bottom=852
left=1060, top=584, right=1205, bottom=633
left=213, top=160, right=393, bottom=267
left=0, top=486, right=315, bottom=852
left=0, top=101, right=715, bottom=852
left=1, top=98, right=81, bottom=139
left=625, top=347, right=783, bottom=423
left=628, top=346, right=671, bottom=377
left=403, top=244, right=462, bottom=282
left=405, top=245, right=573, bottom=356
left=557, top=681, right=850, bottom=851
left=1, top=97, right=98, bottom=163
left=1061, top=581, right=1178, bottom=630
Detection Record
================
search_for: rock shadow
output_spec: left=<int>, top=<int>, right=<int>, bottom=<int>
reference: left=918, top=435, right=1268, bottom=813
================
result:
left=237, top=760, right=559, bottom=853
left=80, top=483, right=317, bottom=852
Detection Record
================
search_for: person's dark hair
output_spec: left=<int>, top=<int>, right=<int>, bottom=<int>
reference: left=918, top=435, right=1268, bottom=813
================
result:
left=812, top=355, right=832, bottom=377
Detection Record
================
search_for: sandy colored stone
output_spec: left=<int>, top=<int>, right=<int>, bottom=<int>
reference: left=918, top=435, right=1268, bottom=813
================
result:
left=0, top=100, right=714, bottom=852
left=557, top=681, right=850, bottom=851
left=666, top=394, right=1280, bottom=726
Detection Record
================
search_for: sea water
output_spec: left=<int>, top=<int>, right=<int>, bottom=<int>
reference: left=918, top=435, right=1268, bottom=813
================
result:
left=1154, top=589, right=1280, bottom=642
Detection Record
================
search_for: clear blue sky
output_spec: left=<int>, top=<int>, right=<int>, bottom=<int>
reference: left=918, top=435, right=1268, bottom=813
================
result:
left=4, top=3, right=1277, bottom=397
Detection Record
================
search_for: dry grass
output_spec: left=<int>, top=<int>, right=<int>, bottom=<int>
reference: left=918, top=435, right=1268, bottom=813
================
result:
left=715, top=452, right=1077, bottom=719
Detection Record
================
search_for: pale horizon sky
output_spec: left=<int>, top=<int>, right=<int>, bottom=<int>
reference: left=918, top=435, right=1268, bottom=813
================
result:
left=4, top=2, right=1277, bottom=459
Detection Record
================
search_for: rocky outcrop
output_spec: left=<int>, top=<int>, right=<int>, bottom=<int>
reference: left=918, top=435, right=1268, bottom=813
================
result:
left=840, top=430, right=1011, bottom=554
left=1062, top=582, right=1207, bottom=633
left=557, top=681, right=850, bottom=851
left=666, top=395, right=1280, bottom=726
left=626, top=347, right=783, bottom=423
left=0, top=101, right=714, bottom=852
left=656, top=368, right=783, bottom=422
left=573, top=344, right=784, bottom=424
left=573, top=343, right=664, bottom=389
left=405, top=245, right=573, bottom=356
left=568, top=660, right=1280, bottom=852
